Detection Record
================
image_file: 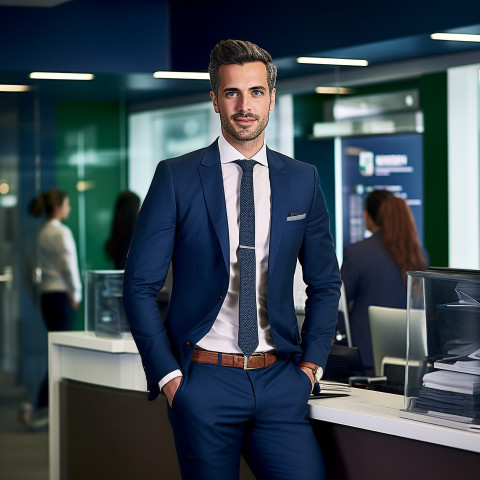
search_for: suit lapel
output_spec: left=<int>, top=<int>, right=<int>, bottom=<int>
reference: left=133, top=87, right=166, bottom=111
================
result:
left=198, top=143, right=288, bottom=280
left=267, top=148, right=288, bottom=281
left=198, top=141, right=230, bottom=274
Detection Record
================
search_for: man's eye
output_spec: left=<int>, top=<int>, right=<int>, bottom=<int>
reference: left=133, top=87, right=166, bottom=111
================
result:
left=226, top=92, right=237, bottom=97
left=252, top=90, right=262, bottom=96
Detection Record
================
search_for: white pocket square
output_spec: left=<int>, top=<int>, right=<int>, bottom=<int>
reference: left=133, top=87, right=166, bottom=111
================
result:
left=286, top=213, right=306, bottom=221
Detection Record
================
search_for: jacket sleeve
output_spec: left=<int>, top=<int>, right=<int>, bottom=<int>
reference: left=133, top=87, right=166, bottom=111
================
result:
left=123, top=160, right=180, bottom=398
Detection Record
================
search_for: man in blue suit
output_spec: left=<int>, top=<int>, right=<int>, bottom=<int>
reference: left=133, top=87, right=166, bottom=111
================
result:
left=123, top=39, right=341, bottom=480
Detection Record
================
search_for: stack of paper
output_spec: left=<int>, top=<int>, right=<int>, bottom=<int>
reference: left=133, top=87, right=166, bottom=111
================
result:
left=422, top=370, right=480, bottom=395
left=310, top=381, right=351, bottom=399
left=319, top=380, right=351, bottom=394
left=434, top=358, right=480, bottom=375
left=415, top=386, right=480, bottom=422
left=415, top=338, right=480, bottom=424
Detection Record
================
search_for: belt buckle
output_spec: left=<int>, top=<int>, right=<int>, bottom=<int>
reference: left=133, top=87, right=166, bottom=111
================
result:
left=243, top=355, right=256, bottom=370
left=243, top=353, right=265, bottom=370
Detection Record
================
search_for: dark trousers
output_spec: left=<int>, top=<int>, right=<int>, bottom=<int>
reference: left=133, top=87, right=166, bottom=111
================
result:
left=167, top=358, right=326, bottom=480
left=36, top=292, right=76, bottom=409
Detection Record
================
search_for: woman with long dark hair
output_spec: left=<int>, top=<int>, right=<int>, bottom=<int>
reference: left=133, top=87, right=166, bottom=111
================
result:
left=378, top=195, right=428, bottom=279
left=105, top=191, right=140, bottom=269
left=341, top=190, right=427, bottom=373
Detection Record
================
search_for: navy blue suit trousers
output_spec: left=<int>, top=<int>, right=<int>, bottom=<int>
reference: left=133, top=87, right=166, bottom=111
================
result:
left=167, top=359, right=326, bottom=480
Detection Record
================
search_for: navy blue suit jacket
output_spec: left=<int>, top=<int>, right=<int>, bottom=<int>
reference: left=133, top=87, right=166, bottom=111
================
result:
left=123, top=140, right=341, bottom=399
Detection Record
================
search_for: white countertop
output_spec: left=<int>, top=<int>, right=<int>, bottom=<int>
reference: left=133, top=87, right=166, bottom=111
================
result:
left=308, top=388, right=480, bottom=453
left=49, top=331, right=480, bottom=454
left=50, top=330, right=138, bottom=353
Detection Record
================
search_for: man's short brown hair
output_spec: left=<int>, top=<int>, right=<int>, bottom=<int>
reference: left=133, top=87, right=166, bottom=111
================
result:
left=209, top=39, right=277, bottom=97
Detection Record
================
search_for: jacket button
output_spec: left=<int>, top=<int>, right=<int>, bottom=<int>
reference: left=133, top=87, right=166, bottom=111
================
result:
left=186, top=340, right=192, bottom=346
left=219, top=294, right=223, bottom=300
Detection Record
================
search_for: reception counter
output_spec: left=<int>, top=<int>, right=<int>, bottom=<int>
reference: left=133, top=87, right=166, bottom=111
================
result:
left=49, top=332, right=480, bottom=480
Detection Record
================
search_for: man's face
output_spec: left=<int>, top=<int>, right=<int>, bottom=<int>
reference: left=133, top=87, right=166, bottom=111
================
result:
left=210, top=62, right=276, bottom=147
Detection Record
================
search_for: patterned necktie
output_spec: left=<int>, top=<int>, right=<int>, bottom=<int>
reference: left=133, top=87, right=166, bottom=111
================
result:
left=234, top=160, right=259, bottom=360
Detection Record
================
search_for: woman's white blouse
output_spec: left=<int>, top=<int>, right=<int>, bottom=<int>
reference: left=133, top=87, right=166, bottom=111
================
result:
left=38, top=219, right=82, bottom=303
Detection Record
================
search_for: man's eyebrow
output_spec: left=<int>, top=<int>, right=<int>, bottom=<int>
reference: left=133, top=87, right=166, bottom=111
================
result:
left=222, top=86, right=267, bottom=93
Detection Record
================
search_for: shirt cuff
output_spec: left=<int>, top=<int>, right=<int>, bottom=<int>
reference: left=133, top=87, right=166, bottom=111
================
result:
left=158, top=369, right=183, bottom=391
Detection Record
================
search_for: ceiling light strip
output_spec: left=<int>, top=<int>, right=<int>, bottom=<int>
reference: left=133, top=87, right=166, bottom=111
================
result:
left=315, top=86, right=354, bottom=95
left=29, top=72, right=94, bottom=80
left=297, top=57, right=368, bottom=67
left=153, top=71, right=210, bottom=80
left=431, top=33, right=480, bottom=42
left=0, top=84, right=32, bottom=92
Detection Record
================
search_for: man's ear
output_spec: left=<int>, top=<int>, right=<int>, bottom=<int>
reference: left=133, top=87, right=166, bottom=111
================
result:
left=269, top=88, right=276, bottom=112
left=210, top=91, right=220, bottom=113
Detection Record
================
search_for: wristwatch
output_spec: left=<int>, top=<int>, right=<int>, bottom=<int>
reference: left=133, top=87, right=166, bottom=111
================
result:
left=299, top=361, right=323, bottom=383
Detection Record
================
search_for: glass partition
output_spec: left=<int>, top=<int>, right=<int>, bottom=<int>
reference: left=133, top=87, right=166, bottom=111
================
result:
left=401, top=268, right=480, bottom=432
left=0, top=87, right=42, bottom=406
left=0, top=74, right=130, bottom=409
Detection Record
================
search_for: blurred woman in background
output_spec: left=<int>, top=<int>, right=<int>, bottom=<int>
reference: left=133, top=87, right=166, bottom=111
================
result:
left=25, top=188, right=82, bottom=428
left=341, top=190, right=428, bottom=373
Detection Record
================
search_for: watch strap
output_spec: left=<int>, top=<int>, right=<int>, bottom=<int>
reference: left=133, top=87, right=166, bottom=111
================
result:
left=299, top=361, right=322, bottom=382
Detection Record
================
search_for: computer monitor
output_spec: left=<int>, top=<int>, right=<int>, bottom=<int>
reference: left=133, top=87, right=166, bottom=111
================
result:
left=368, top=306, right=407, bottom=377
left=368, top=306, right=427, bottom=378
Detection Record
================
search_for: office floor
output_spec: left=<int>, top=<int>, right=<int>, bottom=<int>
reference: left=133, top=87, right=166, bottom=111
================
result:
left=0, top=384, right=49, bottom=480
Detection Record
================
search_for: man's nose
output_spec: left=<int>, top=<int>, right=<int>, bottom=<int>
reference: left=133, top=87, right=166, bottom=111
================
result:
left=238, top=95, right=251, bottom=112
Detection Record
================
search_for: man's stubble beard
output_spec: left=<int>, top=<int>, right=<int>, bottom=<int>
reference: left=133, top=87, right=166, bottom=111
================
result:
left=220, top=110, right=270, bottom=144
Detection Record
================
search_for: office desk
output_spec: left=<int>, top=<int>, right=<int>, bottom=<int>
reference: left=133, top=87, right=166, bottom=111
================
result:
left=308, top=389, right=479, bottom=479
left=49, top=332, right=480, bottom=480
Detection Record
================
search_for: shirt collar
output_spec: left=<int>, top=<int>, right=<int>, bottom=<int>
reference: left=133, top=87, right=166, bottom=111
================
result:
left=218, top=134, right=268, bottom=167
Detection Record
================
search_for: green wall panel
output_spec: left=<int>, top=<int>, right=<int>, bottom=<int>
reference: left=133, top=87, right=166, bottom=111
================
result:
left=419, top=73, right=449, bottom=267
left=56, top=101, right=124, bottom=328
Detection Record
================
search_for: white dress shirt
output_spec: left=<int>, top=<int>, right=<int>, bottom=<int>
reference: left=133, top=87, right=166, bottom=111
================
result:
left=159, top=135, right=275, bottom=390
left=38, top=219, right=82, bottom=303
left=197, top=134, right=274, bottom=352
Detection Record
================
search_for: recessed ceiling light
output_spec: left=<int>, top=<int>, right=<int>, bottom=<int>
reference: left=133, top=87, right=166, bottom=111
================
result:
left=431, top=33, right=480, bottom=42
left=297, top=57, right=368, bottom=67
left=153, top=71, right=210, bottom=80
left=29, top=72, right=94, bottom=80
left=315, top=86, right=354, bottom=94
left=0, top=84, right=32, bottom=92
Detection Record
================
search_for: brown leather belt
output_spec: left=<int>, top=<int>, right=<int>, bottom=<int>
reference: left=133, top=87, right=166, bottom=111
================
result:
left=192, top=347, right=277, bottom=370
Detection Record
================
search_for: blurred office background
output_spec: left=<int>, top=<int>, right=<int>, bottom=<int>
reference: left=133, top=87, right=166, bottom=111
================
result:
left=0, top=0, right=480, bottom=477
